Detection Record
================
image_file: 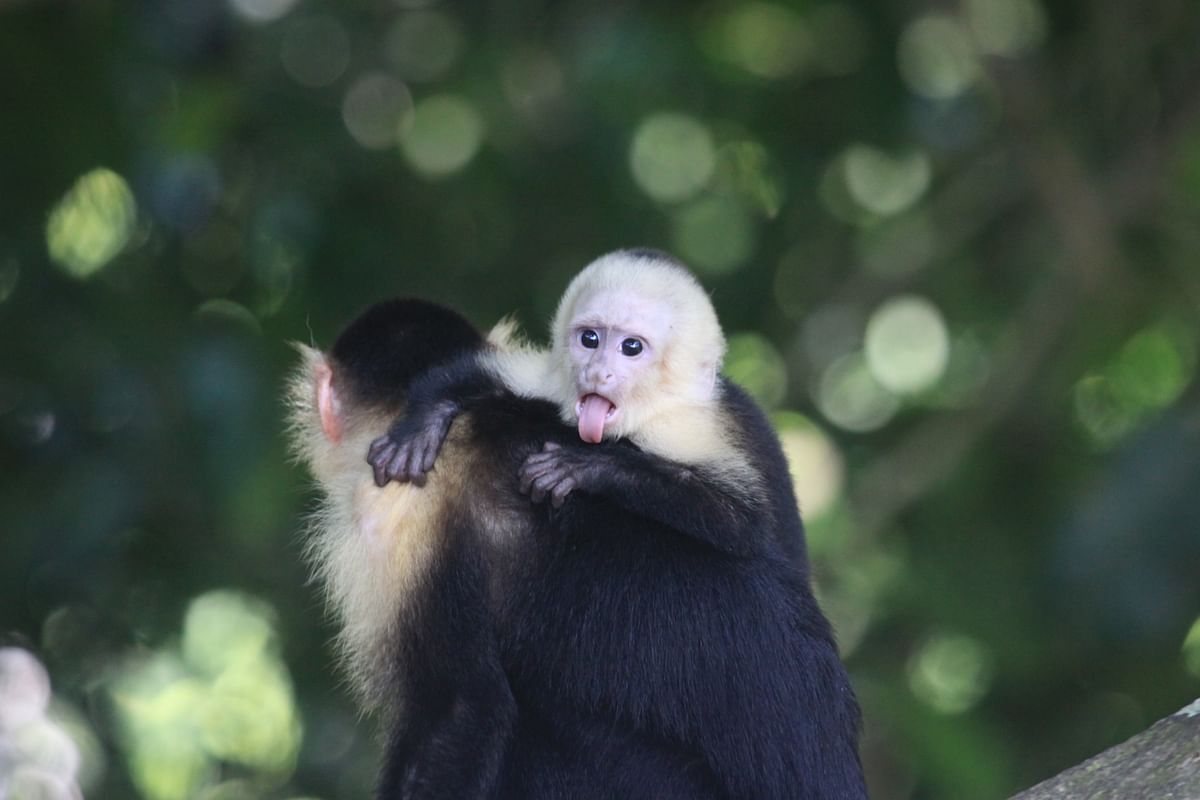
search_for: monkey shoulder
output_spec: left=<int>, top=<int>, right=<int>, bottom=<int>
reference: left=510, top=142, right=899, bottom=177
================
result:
left=715, top=378, right=809, bottom=563
left=444, top=392, right=569, bottom=530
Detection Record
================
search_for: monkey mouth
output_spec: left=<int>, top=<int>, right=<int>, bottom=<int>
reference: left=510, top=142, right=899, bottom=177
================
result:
left=576, top=393, right=616, bottom=444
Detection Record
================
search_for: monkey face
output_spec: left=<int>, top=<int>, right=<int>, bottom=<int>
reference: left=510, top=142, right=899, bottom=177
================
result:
left=565, top=289, right=670, bottom=443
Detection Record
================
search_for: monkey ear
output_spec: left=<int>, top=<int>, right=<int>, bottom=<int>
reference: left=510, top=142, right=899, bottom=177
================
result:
left=315, top=359, right=344, bottom=444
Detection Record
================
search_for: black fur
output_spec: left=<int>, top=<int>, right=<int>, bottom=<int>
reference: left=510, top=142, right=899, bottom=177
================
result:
left=331, top=298, right=484, bottom=410
left=333, top=299, right=867, bottom=799
left=328, top=299, right=518, bottom=795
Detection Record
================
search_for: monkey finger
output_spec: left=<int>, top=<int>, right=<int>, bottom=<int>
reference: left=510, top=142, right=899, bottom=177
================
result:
left=519, top=463, right=555, bottom=494
left=419, top=440, right=439, bottom=473
left=524, top=448, right=558, bottom=464
left=402, top=445, right=426, bottom=483
left=372, top=461, right=389, bottom=487
left=522, top=456, right=561, bottom=478
left=520, top=458, right=555, bottom=478
left=386, top=447, right=411, bottom=483
left=550, top=478, right=577, bottom=508
left=369, top=447, right=394, bottom=484
left=519, top=453, right=557, bottom=475
left=542, top=441, right=561, bottom=452
left=367, top=440, right=394, bottom=467
left=517, top=462, right=543, bottom=493
left=531, top=471, right=566, bottom=497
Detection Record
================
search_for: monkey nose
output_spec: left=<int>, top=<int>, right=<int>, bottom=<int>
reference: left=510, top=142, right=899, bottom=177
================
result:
left=585, top=367, right=612, bottom=387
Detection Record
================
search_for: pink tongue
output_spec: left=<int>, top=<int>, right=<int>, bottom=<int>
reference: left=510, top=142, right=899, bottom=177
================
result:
left=577, top=394, right=613, bottom=444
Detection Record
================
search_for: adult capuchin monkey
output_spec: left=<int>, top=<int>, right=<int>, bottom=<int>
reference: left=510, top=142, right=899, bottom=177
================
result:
left=287, top=299, right=529, bottom=797
left=366, top=248, right=868, bottom=798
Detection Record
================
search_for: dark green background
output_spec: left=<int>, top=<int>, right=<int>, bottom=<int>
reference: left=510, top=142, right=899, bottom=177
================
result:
left=2, top=1, right=1199, bottom=798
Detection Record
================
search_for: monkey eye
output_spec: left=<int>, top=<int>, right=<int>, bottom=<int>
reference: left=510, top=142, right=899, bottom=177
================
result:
left=580, top=329, right=600, bottom=349
left=620, top=338, right=643, bottom=357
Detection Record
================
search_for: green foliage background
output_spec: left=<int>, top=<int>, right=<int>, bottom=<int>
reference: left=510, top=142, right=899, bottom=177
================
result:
left=2, top=0, right=1199, bottom=798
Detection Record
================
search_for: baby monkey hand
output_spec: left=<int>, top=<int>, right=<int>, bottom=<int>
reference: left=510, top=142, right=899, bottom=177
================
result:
left=367, top=400, right=458, bottom=487
left=519, top=442, right=607, bottom=508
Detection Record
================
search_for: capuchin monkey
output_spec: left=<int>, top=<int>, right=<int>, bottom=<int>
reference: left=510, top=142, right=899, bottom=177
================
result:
left=288, top=297, right=730, bottom=798
left=287, top=299, right=527, bottom=798
left=367, top=249, right=868, bottom=798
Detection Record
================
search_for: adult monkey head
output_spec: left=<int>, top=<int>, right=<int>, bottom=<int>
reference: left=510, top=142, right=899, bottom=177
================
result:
left=548, top=249, right=726, bottom=444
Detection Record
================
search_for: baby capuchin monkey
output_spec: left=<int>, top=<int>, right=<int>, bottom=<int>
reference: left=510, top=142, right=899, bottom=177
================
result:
left=371, top=248, right=809, bottom=562
left=367, top=249, right=868, bottom=798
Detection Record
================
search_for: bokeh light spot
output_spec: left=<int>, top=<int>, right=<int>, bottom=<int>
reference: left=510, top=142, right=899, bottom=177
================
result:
left=1107, top=325, right=1191, bottom=410
left=110, top=591, right=301, bottom=800
left=930, top=333, right=992, bottom=407
left=502, top=47, right=564, bottom=111
left=965, top=0, right=1047, bottom=56
left=342, top=73, right=414, bottom=150
left=227, top=0, right=298, bottom=24
left=630, top=113, right=716, bottom=204
left=706, top=3, right=812, bottom=79
left=908, top=633, right=993, bottom=714
left=14, top=411, right=57, bottom=446
left=113, top=660, right=213, bottom=800
left=843, top=145, right=931, bottom=217
left=1073, top=322, right=1194, bottom=448
left=0, top=649, right=92, bottom=799
left=725, top=333, right=788, bottom=410
left=385, top=11, right=465, bottom=83
left=501, top=47, right=569, bottom=144
left=0, top=647, right=51, bottom=730
left=399, top=95, right=486, bottom=178
left=280, top=16, right=351, bottom=89
left=1183, top=616, right=1200, bottom=678
left=815, top=352, right=899, bottom=433
left=864, top=295, right=950, bottom=394
left=671, top=193, right=756, bottom=276
left=0, top=259, right=19, bottom=302
left=1073, top=375, right=1135, bottom=448
left=46, top=168, right=137, bottom=279
left=718, top=140, right=785, bottom=218
left=201, top=659, right=301, bottom=773
left=182, top=590, right=277, bottom=677
left=194, top=300, right=263, bottom=335
left=247, top=199, right=310, bottom=316
left=801, top=303, right=864, bottom=369
left=898, top=15, right=979, bottom=100
left=773, top=411, right=845, bottom=520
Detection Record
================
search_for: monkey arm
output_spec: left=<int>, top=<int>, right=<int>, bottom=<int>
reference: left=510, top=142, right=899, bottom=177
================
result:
left=519, top=441, right=772, bottom=558
left=367, top=354, right=503, bottom=486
